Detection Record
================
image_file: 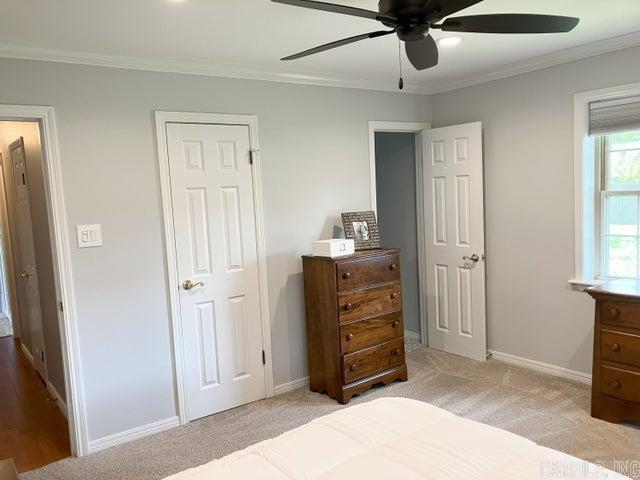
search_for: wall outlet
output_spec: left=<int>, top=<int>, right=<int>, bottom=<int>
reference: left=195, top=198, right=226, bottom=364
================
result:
left=76, top=224, right=102, bottom=248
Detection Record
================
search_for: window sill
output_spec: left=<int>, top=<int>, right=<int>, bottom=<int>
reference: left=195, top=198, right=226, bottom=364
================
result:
left=568, top=278, right=608, bottom=292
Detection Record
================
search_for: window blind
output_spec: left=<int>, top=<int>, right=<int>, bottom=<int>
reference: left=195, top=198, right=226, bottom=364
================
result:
left=589, top=95, right=640, bottom=136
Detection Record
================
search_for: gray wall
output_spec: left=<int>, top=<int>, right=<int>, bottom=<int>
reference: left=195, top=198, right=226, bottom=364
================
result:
left=0, top=57, right=431, bottom=441
left=375, top=132, right=420, bottom=335
left=0, top=121, right=66, bottom=399
left=431, top=45, right=640, bottom=375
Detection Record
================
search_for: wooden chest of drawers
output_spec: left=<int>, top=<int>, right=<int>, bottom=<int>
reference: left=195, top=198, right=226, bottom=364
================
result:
left=587, top=279, right=640, bottom=423
left=302, top=248, right=408, bottom=404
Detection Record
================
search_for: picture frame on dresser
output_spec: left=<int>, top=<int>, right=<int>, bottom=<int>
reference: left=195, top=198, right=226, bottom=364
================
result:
left=341, top=211, right=381, bottom=251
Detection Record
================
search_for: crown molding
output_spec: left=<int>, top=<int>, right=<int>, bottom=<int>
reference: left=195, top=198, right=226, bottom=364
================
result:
left=0, top=44, right=430, bottom=95
left=1, top=30, right=639, bottom=97
left=427, top=31, right=640, bottom=95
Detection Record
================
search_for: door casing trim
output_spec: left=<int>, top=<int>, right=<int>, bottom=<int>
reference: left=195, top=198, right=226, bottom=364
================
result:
left=154, top=111, right=274, bottom=425
left=0, top=104, right=88, bottom=456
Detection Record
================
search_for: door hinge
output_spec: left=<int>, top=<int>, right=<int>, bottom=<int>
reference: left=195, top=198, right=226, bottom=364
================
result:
left=59, top=301, right=64, bottom=312
left=40, top=350, right=45, bottom=363
left=249, top=149, right=260, bottom=165
left=262, top=350, right=266, bottom=365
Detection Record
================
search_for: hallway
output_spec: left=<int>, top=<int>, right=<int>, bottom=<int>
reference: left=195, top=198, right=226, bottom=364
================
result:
left=0, top=337, right=70, bottom=473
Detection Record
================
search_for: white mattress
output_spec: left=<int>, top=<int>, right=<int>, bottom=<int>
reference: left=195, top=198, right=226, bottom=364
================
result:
left=165, top=397, right=628, bottom=480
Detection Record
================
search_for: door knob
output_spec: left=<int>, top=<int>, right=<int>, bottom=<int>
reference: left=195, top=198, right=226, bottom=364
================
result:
left=19, top=271, right=31, bottom=278
left=182, top=279, right=204, bottom=290
left=463, top=254, right=480, bottom=263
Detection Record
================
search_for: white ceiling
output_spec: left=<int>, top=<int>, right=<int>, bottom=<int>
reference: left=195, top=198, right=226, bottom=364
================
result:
left=1, top=0, right=639, bottom=93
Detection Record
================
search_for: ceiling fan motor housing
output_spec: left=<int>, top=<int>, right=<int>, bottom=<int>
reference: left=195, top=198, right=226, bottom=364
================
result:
left=378, top=0, right=434, bottom=41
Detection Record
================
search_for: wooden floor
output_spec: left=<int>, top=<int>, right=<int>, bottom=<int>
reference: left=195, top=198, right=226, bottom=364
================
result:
left=0, top=337, right=70, bottom=473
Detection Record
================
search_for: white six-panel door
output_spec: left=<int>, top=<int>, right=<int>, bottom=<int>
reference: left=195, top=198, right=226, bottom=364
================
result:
left=166, top=123, right=265, bottom=421
left=10, top=137, right=48, bottom=379
left=422, top=122, right=487, bottom=362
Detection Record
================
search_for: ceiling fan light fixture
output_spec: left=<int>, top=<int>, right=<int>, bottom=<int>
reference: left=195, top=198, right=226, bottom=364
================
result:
left=272, top=0, right=579, bottom=75
left=437, top=36, right=463, bottom=47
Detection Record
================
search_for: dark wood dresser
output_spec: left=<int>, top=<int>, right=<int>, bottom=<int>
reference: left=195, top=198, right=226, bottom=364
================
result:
left=302, top=247, right=408, bottom=404
left=587, top=279, right=640, bottom=423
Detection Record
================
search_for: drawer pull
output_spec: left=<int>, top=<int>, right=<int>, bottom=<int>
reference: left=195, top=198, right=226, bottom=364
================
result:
left=611, top=380, right=621, bottom=389
left=342, top=272, right=351, bottom=280
left=389, top=263, right=397, bottom=271
left=392, top=321, right=399, bottom=328
left=609, top=308, right=620, bottom=318
left=390, top=292, right=398, bottom=299
left=610, top=343, right=621, bottom=352
left=394, top=348, right=401, bottom=356
left=346, top=333, right=354, bottom=341
left=350, top=363, right=358, bottom=371
left=344, top=303, right=353, bottom=311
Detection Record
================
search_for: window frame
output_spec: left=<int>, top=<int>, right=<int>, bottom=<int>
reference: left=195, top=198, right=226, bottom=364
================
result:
left=572, top=82, right=640, bottom=289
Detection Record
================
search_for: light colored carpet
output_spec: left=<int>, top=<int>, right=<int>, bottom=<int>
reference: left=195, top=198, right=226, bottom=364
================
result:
left=0, top=313, right=12, bottom=338
left=21, top=340, right=640, bottom=480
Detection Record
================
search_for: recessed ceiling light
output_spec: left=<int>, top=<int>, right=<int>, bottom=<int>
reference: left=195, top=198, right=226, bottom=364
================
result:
left=437, top=36, right=463, bottom=47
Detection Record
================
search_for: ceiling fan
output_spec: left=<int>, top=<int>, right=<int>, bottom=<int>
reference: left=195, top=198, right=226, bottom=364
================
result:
left=272, top=0, right=580, bottom=72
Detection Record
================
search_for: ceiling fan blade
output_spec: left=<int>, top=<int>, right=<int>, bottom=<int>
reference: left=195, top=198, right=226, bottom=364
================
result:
left=428, top=0, right=485, bottom=20
left=405, top=34, right=439, bottom=71
left=438, top=14, right=580, bottom=33
left=282, top=30, right=395, bottom=61
left=271, top=0, right=397, bottom=23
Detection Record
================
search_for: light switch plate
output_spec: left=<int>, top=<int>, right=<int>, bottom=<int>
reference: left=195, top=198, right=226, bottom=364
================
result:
left=77, top=224, right=102, bottom=248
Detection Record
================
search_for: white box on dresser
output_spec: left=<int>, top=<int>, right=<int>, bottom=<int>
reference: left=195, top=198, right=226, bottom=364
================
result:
left=311, top=239, right=354, bottom=258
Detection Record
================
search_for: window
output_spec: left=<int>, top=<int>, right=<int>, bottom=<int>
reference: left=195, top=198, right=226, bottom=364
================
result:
left=597, top=131, right=640, bottom=278
left=573, top=84, right=640, bottom=286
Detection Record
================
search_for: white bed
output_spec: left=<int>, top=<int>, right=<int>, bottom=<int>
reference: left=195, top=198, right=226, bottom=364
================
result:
left=165, top=397, right=628, bottom=479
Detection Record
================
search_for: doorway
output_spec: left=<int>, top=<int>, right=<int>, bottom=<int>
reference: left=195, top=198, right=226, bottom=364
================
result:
left=370, top=121, right=430, bottom=345
left=375, top=131, right=423, bottom=342
left=0, top=120, right=70, bottom=472
left=155, top=112, right=273, bottom=425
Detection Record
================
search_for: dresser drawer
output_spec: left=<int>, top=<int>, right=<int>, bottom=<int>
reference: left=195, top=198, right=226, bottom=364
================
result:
left=601, top=365, right=640, bottom=404
left=600, top=301, right=640, bottom=330
left=601, top=330, right=640, bottom=368
left=340, top=312, right=403, bottom=354
left=342, top=338, right=405, bottom=384
left=336, top=253, right=400, bottom=292
left=338, top=282, right=402, bottom=324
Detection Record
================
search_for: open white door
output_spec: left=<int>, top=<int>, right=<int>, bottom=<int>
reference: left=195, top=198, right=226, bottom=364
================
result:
left=166, top=122, right=266, bottom=421
left=9, top=137, right=47, bottom=378
left=422, top=122, right=487, bottom=361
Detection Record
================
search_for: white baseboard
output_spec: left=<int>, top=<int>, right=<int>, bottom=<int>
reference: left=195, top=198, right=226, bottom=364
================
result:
left=20, top=342, right=34, bottom=366
left=404, top=330, right=421, bottom=341
left=273, top=376, right=309, bottom=396
left=46, top=381, right=68, bottom=418
left=88, top=416, right=180, bottom=454
left=489, top=350, right=592, bottom=385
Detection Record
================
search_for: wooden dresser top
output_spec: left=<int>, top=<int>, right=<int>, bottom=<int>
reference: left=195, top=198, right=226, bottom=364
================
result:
left=586, top=278, right=640, bottom=301
left=302, top=247, right=400, bottom=262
